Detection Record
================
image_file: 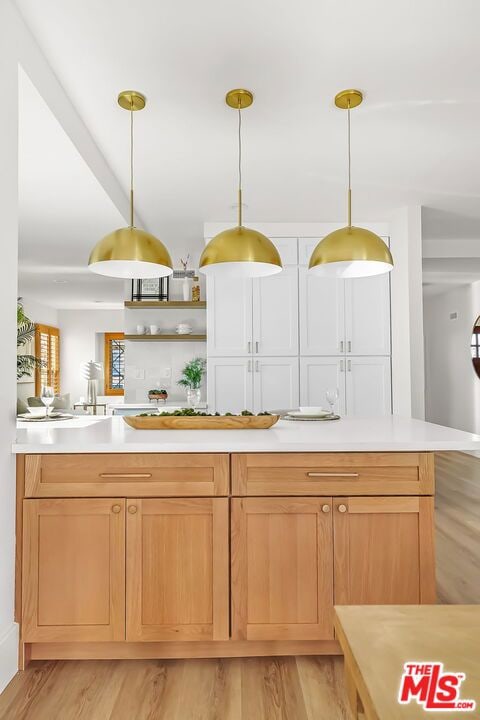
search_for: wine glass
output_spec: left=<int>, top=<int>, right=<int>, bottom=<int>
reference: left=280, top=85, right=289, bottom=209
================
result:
left=325, top=388, right=339, bottom=416
left=41, top=386, right=55, bottom=418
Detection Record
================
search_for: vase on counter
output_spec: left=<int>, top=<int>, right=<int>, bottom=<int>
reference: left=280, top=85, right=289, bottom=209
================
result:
left=186, top=387, right=201, bottom=409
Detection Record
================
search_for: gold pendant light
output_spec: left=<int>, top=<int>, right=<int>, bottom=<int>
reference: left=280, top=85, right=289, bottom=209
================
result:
left=199, top=89, right=282, bottom=278
left=309, top=90, right=393, bottom=278
left=89, top=91, right=173, bottom=279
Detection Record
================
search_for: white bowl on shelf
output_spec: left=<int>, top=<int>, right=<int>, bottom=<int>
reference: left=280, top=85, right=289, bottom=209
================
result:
left=27, top=406, right=48, bottom=417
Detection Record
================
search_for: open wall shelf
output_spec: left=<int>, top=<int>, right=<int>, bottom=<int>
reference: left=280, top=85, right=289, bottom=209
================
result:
left=125, top=301, right=206, bottom=309
left=124, top=334, right=207, bottom=342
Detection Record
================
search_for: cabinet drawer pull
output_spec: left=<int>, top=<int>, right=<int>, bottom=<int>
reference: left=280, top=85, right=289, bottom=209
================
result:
left=99, top=473, right=152, bottom=479
left=247, top=341, right=252, bottom=353
left=306, top=472, right=359, bottom=478
left=128, top=505, right=138, bottom=514
left=347, top=340, right=352, bottom=353
left=337, top=504, right=348, bottom=513
left=111, top=504, right=122, bottom=514
left=321, top=504, right=331, bottom=513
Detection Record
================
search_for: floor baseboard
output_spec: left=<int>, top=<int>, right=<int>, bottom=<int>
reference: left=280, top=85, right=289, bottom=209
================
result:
left=0, top=622, right=19, bottom=693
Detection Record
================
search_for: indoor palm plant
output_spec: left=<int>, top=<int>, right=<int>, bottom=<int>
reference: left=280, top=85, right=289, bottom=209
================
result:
left=17, top=298, right=43, bottom=380
left=177, top=357, right=206, bottom=408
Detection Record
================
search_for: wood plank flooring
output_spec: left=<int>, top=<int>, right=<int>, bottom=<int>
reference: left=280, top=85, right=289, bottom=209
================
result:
left=0, top=657, right=349, bottom=720
left=435, top=451, right=480, bottom=603
left=1, top=450, right=479, bottom=720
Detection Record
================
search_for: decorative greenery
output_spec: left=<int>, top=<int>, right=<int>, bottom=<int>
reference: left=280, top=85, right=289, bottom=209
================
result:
left=148, top=388, right=168, bottom=395
left=177, top=357, right=206, bottom=390
left=138, top=409, right=272, bottom=417
left=17, top=298, right=44, bottom=380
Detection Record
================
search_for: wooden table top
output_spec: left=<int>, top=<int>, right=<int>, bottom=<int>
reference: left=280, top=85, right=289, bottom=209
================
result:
left=334, top=605, right=480, bottom=720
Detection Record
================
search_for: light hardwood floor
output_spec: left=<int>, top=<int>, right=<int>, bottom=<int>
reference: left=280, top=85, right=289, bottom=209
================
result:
left=1, top=451, right=478, bottom=720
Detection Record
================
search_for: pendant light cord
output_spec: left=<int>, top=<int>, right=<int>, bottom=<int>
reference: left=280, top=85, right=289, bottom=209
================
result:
left=347, top=100, right=352, bottom=227
left=130, top=105, right=134, bottom=227
left=238, top=104, right=243, bottom=227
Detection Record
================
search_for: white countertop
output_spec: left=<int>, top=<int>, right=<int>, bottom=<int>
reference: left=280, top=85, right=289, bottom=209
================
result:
left=12, top=415, right=480, bottom=454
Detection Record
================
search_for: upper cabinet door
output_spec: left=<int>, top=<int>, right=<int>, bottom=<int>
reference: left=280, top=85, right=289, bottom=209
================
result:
left=207, top=357, right=254, bottom=414
left=344, top=274, right=391, bottom=356
left=253, top=266, right=299, bottom=356
left=299, top=267, right=346, bottom=356
left=22, top=498, right=125, bottom=642
left=231, top=497, right=334, bottom=641
left=207, top=276, right=253, bottom=356
left=253, top=357, right=299, bottom=414
left=126, top=498, right=229, bottom=642
left=345, top=356, right=392, bottom=416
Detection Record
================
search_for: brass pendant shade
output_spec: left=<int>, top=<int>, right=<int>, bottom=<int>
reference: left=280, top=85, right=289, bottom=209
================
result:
left=88, top=91, right=173, bottom=279
left=309, top=90, right=393, bottom=278
left=199, top=89, right=282, bottom=278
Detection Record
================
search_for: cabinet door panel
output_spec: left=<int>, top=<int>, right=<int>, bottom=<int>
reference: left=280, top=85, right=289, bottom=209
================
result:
left=333, top=496, right=435, bottom=605
left=207, top=276, right=253, bottom=356
left=253, top=266, right=298, bottom=356
left=127, top=498, right=229, bottom=641
left=231, top=497, right=334, bottom=641
left=346, top=356, right=392, bottom=416
left=300, top=357, right=346, bottom=415
left=299, top=267, right=345, bottom=355
left=345, top=272, right=391, bottom=356
left=207, top=357, right=253, bottom=414
left=22, top=498, right=125, bottom=642
left=254, top=357, right=299, bottom=413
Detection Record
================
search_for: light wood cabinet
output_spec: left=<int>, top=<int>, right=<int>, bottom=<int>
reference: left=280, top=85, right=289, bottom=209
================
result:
left=18, top=451, right=435, bottom=661
left=22, top=498, right=125, bottom=642
left=333, top=496, right=435, bottom=605
left=231, top=497, right=334, bottom=641
left=126, top=498, right=229, bottom=642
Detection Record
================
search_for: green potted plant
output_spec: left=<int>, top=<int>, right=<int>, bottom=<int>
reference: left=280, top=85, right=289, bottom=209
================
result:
left=148, top=388, right=168, bottom=404
left=177, top=357, right=206, bottom=408
left=17, top=298, right=44, bottom=380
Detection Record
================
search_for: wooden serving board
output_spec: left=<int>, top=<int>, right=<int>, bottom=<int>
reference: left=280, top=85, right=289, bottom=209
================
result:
left=123, top=415, right=279, bottom=430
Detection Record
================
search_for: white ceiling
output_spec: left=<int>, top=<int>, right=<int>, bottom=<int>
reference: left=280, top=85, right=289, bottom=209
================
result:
left=16, top=0, right=480, bottom=306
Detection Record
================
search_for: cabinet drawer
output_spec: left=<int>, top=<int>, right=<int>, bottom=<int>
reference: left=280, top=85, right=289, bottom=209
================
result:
left=25, top=454, right=229, bottom=498
left=232, top=453, right=434, bottom=496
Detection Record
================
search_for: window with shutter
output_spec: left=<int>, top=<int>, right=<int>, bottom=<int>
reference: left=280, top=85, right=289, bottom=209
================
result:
left=104, top=333, right=125, bottom=395
left=35, top=324, right=60, bottom=395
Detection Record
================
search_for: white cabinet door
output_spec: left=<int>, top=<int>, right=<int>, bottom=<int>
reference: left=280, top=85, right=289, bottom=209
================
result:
left=344, top=275, right=391, bottom=356
left=345, top=356, right=392, bottom=416
left=207, top=358, right=253, bottom=414
left=299, top=267, right=345, bottom=356
left=253, top=266, right=298, bottom=356
left=253, top=357, right=299, bottom=414
left=299, top=357, right=346, bottom=415
left=207, top=277, right=253, bottom=357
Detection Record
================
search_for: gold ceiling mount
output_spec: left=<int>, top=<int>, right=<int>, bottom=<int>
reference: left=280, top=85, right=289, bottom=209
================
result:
left=334, top=89, right=363, bottom=110
left=117, top=90, right=146, bottom=111
left=225, top=89, right=254, bottom=109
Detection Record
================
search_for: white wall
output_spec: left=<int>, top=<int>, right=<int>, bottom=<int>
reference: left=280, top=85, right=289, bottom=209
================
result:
left=17, top=297, right=59, bottom=405
left=389, top=206, right=425, bottom=419
left=58, top=309, right=124, bottom=402
left=0, top=0, right=19, bottom=692
left=424, top=282, right=480, bottom=433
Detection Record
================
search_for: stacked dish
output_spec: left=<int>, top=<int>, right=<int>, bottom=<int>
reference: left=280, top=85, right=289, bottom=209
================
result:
left=284, top=406, right=340, bottom=422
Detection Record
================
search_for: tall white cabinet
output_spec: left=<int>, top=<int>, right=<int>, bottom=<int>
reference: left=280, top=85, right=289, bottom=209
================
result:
left=206, top=236, right=392, bottom=416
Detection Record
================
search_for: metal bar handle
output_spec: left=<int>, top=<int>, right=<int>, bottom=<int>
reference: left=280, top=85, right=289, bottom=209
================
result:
left=247, top=341, right=252, bottom=353
left=347, top=340, right=351, bottom=353
left=340, top=340, right=344, bottom=353
left=255, top=341, right=259, bottom=353
left=99, top=473, right=152, bottom=478
left=347, top=359, right=351, bottom=372
left=255, top=360, right=259, bottom=372
left=306, top=472, right=359, bottom=478
left=248, top=360, right=252, bottom=373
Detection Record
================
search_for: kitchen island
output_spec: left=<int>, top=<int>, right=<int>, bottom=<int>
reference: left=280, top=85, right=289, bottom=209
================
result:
left=13, top=416, right=480, bottom=666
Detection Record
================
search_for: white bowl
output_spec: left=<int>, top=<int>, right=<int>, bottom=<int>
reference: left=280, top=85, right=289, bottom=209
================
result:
left=27, top=406, right=48, bottom=417
left=299, top=406, right=326, bottom=416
